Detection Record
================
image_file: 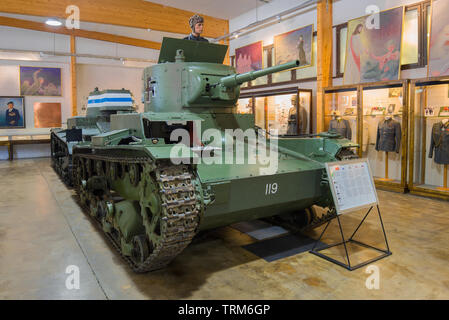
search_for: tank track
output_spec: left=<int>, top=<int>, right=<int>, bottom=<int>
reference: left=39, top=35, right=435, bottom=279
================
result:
left=51, top=131, right=73, bottom=186
left=72, top=152, right=203, bottom=273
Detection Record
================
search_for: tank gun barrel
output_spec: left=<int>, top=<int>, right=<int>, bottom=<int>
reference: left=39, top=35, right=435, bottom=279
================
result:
left=220, top=60, right=300, bottom=88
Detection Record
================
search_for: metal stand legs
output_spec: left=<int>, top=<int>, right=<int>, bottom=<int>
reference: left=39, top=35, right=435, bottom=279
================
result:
left=309, top=206, right=392, bottom=271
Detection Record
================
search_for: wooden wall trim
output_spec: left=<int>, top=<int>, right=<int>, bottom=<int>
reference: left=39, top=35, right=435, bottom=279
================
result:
left=0, top=16, right=161, bottom=50
left=70, top=35, right=77, bottom=117
left=0, top=0, right=228, bottom=38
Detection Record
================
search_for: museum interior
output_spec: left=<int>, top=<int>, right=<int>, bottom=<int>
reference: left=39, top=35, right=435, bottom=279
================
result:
left=0, top=0, right=448, bottom=301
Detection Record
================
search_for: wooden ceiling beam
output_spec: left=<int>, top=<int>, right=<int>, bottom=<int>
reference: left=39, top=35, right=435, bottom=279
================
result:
left=0, top=0, right=229, bottom=38
left=0, top=16, right=161, bottom=50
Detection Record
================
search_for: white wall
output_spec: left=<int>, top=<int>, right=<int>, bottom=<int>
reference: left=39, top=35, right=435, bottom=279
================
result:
left=76, top=64, right=145, bottom=114
left=0, top=23, right=155, bottom=160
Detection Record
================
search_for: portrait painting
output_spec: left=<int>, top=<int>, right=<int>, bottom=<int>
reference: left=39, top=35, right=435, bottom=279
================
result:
left=274, top=24, right=313, bottom=68
left=20, top=66, right=62, bottom=96
left=0, top=96, right=25, bottom=128
left=344, top=7, right=404, bottom=84
left=33, top=102, right=62, bottom=128
left=235, top=41, right=263, bottom=74
left=428, top=0, right=449, bottom=77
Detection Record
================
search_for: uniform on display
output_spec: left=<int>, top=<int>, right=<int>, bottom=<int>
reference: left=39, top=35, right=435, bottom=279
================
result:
left=329, top=111, right=352, bottom=140
left=287, top=95, right=300, bottom=135
left=429, top=119, right=449, bottom=165
left=375, top=117, right=402, bottom=153
left=410, top=78, right=449, bottom=198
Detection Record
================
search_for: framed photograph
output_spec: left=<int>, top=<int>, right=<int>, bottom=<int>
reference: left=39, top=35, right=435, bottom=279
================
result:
left=0, top=96, right=25, bottom=128
left=235, top=41, right=263, bottom=74
left=33, top=102, right=62, bottom=128
left=344, top=7, right=404, bottom=84
left=388, top=104, right=396, bottom=114
left=389, top=87, right=403, bottom=98
left=20, top=66, right=62, bottom=96
left=274, top=24, right=313, bottom=68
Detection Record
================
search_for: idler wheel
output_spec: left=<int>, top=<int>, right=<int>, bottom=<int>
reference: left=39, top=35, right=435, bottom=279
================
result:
left=131, top=234, right=150, bottom=265
left=129, top=164, right=140, bottom=187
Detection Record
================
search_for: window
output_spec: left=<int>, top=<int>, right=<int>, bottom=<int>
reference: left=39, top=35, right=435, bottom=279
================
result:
left=401, top=7, right=419, bottom=66
left=337, top=26, right=347, bottom=77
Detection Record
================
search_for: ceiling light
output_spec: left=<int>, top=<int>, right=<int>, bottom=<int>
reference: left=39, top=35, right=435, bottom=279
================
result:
left=45, top=18, right=62, bottom=27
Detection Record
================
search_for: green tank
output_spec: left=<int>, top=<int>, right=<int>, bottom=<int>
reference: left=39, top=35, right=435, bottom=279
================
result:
left=71, top=38, right=358, bottom=272
left=51, top=88, right=135, bottom=185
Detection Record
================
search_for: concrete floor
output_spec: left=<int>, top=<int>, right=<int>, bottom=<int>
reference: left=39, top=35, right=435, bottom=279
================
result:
left=0, top=158, right=448, bottom=300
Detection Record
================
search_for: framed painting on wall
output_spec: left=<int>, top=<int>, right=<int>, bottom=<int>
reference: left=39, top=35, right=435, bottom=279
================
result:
left=0, top=96, right=25, bottom=128
left=33, top=102, right=62, bottom=128
left=20, top=66, right=62, bottom=96
left=344, top=7, right=404, bottom=84
left=428, top=0, right=449, bottom=77
left=274, top=24, right=314, bottom=68
left=235, top=41, right=263, bottom=74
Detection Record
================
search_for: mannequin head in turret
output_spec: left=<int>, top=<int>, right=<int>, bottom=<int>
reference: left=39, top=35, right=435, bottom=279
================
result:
left=189, top=14, right=205, bottom=37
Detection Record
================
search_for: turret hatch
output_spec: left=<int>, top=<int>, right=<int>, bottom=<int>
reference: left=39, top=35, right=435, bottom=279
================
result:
left=158, top=37, right=228, bottom=64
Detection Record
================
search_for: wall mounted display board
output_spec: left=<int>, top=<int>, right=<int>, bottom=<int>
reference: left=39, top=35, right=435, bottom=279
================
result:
left=0, top=96, right=25, bottom=129
left=428, top=0, right=449, bottom=77
left=20, top=66, right=62, bottom=96
left=235, top=41, right=263, bottom=74
left=33, top=102, right=62, bottom=128
left=274, top=24, right=314, bottom=69
left=344, top=7, right=404, bottom=85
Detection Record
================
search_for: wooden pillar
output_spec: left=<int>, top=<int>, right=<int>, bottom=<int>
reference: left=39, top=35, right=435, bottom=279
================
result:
left=316, top=0, right=333, bottom=133
left=220, top=39, right=231, bottom=66
left=70, top=35, right=77, bottom=116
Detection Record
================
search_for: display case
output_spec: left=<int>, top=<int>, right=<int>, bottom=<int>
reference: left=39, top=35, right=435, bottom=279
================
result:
left=409, top=77, right=449, bottom=201
left=323, top=81, right=409, bottom=193
left=240, top=88, right=313, bottom=136
left=322, top=85, right=360, bottom=146
left=361, top=80, right=409, bottom=193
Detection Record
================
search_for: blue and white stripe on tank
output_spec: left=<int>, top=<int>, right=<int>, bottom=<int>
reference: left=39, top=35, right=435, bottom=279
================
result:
left=87, top=92, right=133, bottom=108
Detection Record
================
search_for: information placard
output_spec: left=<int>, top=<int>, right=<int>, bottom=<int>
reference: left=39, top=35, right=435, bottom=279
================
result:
left=325, top=159, right=378, bottom=215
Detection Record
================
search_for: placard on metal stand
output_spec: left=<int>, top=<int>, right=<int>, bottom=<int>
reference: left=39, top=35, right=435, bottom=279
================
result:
left=309, top=159, right=392, bottom=271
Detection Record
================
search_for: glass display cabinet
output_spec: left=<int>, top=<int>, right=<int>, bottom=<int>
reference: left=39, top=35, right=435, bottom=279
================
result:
left=410, top=77, right=449, bottom=201
left=361, top=80, right=409, bottom=193
left=322, top=85, right=360, bottom=148
left=240, top=88, right=313, bottom=136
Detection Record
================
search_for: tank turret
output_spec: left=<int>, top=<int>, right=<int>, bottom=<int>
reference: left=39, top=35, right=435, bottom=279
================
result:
left=142, top=38, right=299, bottom=113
